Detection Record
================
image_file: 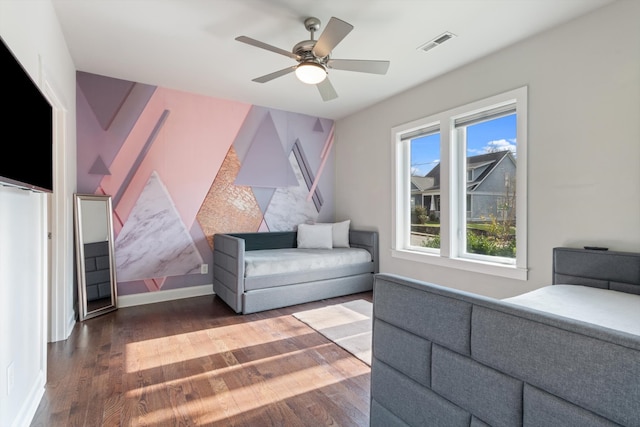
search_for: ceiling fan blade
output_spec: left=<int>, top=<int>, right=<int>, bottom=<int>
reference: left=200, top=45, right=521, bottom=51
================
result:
left=236, top=36, right=300, bottom=60
left=252, top=66, right=296, bottom=83
left=317, top=77, right=338, bottom=101
left=327, top=59, right=390, bottom=75
left=313, top=17, right=353, bottom=58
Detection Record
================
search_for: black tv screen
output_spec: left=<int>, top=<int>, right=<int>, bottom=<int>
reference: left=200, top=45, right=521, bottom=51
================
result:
left=0, top=36, right=53, bottom=193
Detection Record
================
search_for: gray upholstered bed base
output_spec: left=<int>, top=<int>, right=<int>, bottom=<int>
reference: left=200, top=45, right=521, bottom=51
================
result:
left=371, top=247, right=640, bottom=426
left=213, top=229, right=378, bottom=314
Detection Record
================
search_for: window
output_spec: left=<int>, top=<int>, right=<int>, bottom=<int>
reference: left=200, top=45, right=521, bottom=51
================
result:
left=392, top=87, right=527, bottom=280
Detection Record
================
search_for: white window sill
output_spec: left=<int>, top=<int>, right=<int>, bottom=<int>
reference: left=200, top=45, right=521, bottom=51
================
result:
left=391, top=248, right=528, bottom=281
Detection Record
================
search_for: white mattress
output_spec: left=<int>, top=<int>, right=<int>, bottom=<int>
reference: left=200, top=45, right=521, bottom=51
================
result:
left=503, top=285, right=640, bottom=336
left=244, top=248, right=372, bottom=277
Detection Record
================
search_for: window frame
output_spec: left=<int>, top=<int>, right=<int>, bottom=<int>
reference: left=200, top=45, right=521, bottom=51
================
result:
left=391, top=87, right=528, bottom=280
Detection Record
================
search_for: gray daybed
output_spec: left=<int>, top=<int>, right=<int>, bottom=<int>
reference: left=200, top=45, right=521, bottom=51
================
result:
left=213, top=229, right=378, bottom=314
left=371, top=247, right=640, bottom=426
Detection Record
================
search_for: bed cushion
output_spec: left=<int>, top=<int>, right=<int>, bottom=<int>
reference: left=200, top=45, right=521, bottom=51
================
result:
left=330, top=220, right=351, bottom=247
left=296, top=223, right=333, bottom=249
left=314, top=220, right=351, bottom=247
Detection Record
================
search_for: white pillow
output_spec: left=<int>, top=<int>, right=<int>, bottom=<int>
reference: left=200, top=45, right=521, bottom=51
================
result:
left=297, top=223, right=333, bottom=249
left=331, top=220, right=351, bottom=248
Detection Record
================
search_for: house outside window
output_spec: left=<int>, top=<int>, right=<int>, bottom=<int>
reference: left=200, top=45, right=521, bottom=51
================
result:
left=392, top=87, right=528, bottom=280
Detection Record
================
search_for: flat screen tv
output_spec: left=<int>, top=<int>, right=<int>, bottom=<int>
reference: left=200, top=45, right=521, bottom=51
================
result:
left=0, top=36, right=53, bottom=193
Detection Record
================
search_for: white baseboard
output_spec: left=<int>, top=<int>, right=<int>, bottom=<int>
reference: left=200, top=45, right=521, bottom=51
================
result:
left=117, top=284, right=214, bottom=308
left=16, top=370, right=45, bottom=427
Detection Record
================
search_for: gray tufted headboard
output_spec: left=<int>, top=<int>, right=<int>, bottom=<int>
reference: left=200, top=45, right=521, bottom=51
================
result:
left=552, top=247, right=640, bottom=295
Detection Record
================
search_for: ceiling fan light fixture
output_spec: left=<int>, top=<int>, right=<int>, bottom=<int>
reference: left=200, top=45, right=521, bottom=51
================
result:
left=236, top=16, right=388, bottom=100
left=295, top=62, right=327, bottom=84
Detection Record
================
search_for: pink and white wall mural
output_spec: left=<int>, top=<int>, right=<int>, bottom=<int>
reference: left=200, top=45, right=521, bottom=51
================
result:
left=76, top=72, right=335, bottom=296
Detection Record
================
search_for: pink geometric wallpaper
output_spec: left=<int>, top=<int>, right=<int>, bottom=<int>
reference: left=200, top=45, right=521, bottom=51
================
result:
left=76, top=72, right=335, bottom=296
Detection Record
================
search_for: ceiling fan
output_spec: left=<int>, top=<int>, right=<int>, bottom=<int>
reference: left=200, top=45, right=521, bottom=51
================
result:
left=235, top=16, right=390, bottom=101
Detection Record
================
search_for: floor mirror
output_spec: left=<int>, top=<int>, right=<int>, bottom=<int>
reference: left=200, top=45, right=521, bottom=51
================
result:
left=73, top=194, right=118, bottom=321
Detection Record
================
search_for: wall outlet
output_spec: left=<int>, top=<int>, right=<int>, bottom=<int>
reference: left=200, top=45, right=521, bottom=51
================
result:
left=7, top=362, right=14, bottom=395
left=200, top=263, right=208, bottom=274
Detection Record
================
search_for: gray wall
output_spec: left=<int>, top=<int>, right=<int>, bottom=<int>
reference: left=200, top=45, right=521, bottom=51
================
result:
left=335, top=1, right=640, bottom=298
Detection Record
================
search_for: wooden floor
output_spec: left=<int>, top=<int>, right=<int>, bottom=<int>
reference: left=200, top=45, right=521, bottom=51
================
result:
left=30, top=292, right=373, bottom=427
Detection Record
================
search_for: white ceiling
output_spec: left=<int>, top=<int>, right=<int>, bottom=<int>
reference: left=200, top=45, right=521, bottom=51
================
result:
left=51, top=0, right=614, bottom=120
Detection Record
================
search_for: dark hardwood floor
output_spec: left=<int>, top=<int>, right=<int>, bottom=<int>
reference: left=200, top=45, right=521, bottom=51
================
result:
left=30, top=292, right=373, bottom=427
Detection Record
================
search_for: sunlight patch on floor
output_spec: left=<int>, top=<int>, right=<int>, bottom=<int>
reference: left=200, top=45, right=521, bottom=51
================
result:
left=124, top=317, right=305, bottom=372
left=122, top=342, right=368, bottom=424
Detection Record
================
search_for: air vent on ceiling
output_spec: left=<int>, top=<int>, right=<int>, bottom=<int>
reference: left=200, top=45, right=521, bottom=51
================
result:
left=417, top=31, right=456, bottom=53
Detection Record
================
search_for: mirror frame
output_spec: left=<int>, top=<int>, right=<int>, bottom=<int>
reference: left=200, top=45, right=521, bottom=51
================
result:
left=73, top=194, right=118, bottom=321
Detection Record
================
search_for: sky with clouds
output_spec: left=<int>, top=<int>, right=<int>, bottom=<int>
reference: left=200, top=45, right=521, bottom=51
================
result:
left=411, top=114, right=516, bottom=176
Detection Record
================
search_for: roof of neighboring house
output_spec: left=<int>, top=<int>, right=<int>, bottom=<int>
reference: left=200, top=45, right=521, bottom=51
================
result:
left=423, top=163, right=441, bottom=190
left=411, top=176, right=435, bottom=192
left=466, top=150, right=514, bottom=191
left=412, top=150, right=514, bottom=193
